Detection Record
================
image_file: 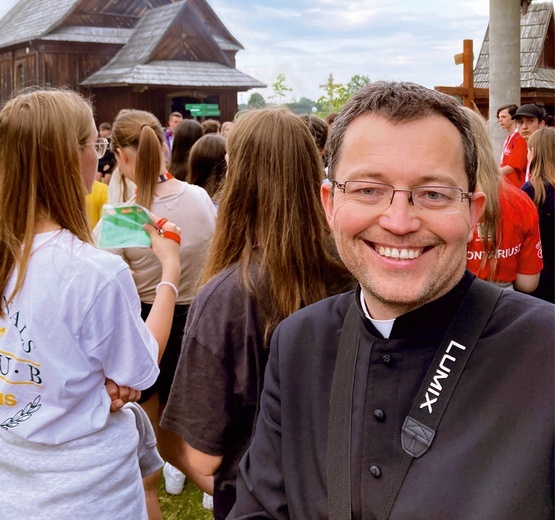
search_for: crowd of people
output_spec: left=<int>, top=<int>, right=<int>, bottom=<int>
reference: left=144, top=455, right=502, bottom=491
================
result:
left=0, top=83, right=553, bottom=520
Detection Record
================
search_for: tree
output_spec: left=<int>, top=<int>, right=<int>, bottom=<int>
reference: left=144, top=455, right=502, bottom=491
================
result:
left=346, top=74, right=371, bottom=96
left=317, top=73, right=371, bottom=114
left=317, top=74, right=348, bottom=114
left=285, top=97, right=323, bottom=115
left=247, top=92, right=266, bottom=109
left=270, top=73, right=293, bottom=105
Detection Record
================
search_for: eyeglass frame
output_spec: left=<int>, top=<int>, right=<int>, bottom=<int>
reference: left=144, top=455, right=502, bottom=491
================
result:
left=332, top=180, right=473, bottom=210
left=85, top=137, right=109, bottom=159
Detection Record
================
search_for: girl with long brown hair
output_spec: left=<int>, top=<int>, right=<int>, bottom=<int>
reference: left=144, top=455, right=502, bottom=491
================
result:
left=159, top=108, right=353, bottom=519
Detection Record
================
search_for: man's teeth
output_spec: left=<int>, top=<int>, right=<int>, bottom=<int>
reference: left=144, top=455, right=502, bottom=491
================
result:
left=377, top=246, right=422, bottom=260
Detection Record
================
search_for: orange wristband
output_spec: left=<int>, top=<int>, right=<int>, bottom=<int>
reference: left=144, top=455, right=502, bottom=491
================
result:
left=162, top=230, right=181, bottom=245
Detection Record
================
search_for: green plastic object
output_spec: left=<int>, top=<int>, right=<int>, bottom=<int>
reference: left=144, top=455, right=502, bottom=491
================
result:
left=97, top=203, right=153, bottom=248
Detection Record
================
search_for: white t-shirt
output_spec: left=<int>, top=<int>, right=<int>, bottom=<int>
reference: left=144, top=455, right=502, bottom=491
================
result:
left=0, top=230, right=159, bottom=444
left=112, top=181, right=217, bottom=304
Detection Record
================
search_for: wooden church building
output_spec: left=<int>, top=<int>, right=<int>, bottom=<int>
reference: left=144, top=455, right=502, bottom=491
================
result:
left=0, top=0, right=265, bottom=124
left=436, top=1, right=554, bottom=119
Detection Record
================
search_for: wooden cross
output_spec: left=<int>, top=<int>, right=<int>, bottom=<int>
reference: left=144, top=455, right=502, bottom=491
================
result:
left=435, top=39, right=487, bottom=108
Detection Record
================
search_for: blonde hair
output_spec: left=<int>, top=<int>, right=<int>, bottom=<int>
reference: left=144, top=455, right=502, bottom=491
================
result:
left=110, top=109, right=165, bottom=209
left=0, top=88, right=93, bottom=314
left=528, top=127, right=555, bottom=207
left=202, top=108, right=352, bottom=344
left=461, top=107, right=501, bottom=280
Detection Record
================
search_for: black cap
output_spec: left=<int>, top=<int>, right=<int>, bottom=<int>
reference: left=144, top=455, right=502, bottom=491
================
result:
left=512, top=104, right=544, bottom=120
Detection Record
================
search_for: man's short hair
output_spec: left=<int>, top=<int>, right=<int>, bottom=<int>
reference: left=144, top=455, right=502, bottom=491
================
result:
left=327, top=81, right=478, bottom=192
left=98, top=122, right=111, bottom=131
left=169, top=111, right=183, bottom=120
left=512, top=104, right=546, bottom=122
left=496, top=104, right=518, bottom=119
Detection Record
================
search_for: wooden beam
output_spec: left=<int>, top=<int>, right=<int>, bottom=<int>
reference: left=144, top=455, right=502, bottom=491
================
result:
left=435, top=86, right=489, bottom=98
left=462, top=39, right=474, bottom=108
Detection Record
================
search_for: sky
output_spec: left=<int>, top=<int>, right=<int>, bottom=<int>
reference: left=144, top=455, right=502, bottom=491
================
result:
left=0, top=1, right=552, bottom=104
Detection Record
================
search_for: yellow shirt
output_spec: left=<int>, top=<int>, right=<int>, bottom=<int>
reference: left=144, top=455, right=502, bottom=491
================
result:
left=86, top=181, right=109, bottom=230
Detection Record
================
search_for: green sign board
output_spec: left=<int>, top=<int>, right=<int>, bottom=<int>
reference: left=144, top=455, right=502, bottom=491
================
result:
left=185, top=103, right=221, bottom=117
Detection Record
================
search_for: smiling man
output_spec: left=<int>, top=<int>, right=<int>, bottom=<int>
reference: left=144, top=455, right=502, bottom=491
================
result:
left=230, top=82, right=554, bottom=519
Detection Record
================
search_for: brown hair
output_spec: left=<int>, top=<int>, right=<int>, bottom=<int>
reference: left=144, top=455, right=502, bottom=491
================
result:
left=496, top=104, right=518, bottom=119
left=327, top=81, right=478, bottom=192
left=299, top=114, right=328, bottom=155
left=201, top=108, right=352, bottom=344
left=528, top=127, right=555, bottom=207
left=110, top=109, right=165, bottom=209
left=187, top=133, right=227, bottom=199
left=169, top=119, right=203, bottom=181
left=0, top=88, right=93, bottom=314
left=202, top=119, right=220, bottom=135
left=461, top=107, right=501, bottom=280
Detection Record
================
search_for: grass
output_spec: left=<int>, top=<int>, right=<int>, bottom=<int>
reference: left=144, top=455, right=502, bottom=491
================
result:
left=159, top=474, right=213, bottom=520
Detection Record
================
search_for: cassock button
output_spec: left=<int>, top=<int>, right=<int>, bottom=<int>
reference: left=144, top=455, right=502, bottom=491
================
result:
left=373, top=409, right=386, bottom=422
left=382, top=354, right=392, bottom=365
left=370, top=465, right=381, bottom=478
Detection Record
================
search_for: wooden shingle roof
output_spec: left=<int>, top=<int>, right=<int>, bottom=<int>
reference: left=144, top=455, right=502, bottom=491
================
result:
left=0, top=0, right=78, bottom=48
left=81, top=2, right=264, bottom=89
left=83, top=61, right=265, bottom=89
left=0, top=0, right=243, bottom=54
left=474, top=2, right=555, bottom=89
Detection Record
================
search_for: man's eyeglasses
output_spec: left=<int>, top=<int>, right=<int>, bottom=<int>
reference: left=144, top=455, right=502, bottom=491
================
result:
left=333, top=180, right=472, bottom=212
left=85, top=138, right=109, bottom=159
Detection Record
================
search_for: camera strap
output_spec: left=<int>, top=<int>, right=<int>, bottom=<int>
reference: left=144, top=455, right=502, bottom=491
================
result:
left=327, top=278, right=502, bottom=520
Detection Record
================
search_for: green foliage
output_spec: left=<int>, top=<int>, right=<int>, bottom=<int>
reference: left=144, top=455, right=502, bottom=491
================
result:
left=285, top=97, right=323, bottom=115
left=317, top=74, right=371, bottom=114
left=270, top=73, right=292, bottom=105
left=346, top=74, right=371, bottom=95
left=247, top=92, right=266, bottom=108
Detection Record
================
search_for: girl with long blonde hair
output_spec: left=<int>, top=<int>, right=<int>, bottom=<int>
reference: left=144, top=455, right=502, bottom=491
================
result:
left=0, top=89, right=180, bottom=518
left=522, top=126, right=555, bottom=302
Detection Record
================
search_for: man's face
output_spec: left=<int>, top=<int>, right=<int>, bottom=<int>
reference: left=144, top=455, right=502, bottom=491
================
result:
left=168, top=115, right=182, bottom=132
left=516, top=116, right=544, bottom=141
left=497, top=109, right=513, bottom=130
left=321, top=114, right=485, bottom=319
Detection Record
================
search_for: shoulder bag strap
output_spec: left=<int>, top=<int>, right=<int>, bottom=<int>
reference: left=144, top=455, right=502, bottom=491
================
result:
left=380, top=279, right=503, bottom=519
left=327, top=299, right=361, bottom=520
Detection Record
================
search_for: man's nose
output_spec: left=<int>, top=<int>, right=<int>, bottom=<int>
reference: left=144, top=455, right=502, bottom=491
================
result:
left=377, top=191, right=421, bottom=235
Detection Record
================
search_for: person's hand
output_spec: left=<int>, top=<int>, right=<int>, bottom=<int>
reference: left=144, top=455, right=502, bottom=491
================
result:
left=144, top=213, right=181, bottom=266
left=105, top=378, right=141, bottom=412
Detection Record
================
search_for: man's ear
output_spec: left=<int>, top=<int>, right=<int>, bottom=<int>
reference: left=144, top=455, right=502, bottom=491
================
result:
left=467, top=191, right=486, bottom=243
left=321, top=180, right=335, bottom=231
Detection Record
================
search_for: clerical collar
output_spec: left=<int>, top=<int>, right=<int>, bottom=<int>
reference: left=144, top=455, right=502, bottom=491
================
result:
left=359, top=291, right=395, bottom=338
left=356, top=271, right=475, bottom=340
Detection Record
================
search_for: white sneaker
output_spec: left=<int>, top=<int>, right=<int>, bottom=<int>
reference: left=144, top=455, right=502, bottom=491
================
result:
left=163, top=462, right=186, bottom=495
left=202, top=492, right=214, bottom=510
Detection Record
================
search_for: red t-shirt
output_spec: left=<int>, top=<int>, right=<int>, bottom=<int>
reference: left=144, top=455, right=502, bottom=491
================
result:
left=467, top=180, right=543, bottom=283
left=500, top=130, right=528, bottom=188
